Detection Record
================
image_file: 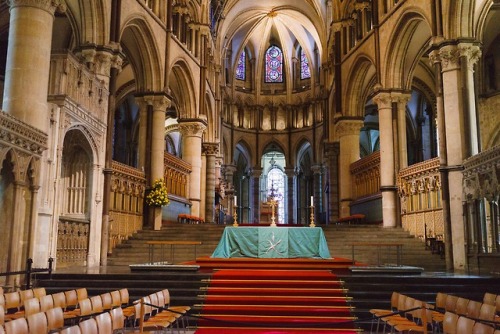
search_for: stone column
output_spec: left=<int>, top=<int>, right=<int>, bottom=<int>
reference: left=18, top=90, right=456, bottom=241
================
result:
left=4, top=0, right=62, bottom=133
left=144, top=94, right=171, bottom=230
left=285, top=168, right=296, bottom=224
left=393, top=93, right=411, bottom=169
left=373, top=92, right=397, bottom=227
left=203, top=143, right=219, bottom=224
left=336, top=119, right=364, bottom=218
left=223, top=164, right=237, bottom=222
left=324, top=142, right=340, bottom=224
left=436, top=43, right=481, bottom=270
left=135, top=98, right=149, bottom=172
left=179, top=120, right=206, bottom=217
left=250, top=168, right=262, bottom=223
left=311, top=164, right=323, bottom=223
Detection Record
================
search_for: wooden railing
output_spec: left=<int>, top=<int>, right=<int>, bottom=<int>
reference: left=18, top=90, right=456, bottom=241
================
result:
left=397, top=157, right=443, bottom=239
left=109, top=161, right=147, bottom=253
left=164, top=152, right=191, bottom=198
left=351, top=151, right=381, bottom=199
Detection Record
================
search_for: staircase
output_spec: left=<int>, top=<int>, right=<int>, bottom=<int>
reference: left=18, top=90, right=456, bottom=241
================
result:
left=108, top=223, right=446, bottom=272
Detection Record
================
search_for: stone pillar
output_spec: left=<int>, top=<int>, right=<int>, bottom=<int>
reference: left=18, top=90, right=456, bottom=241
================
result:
left=373, top=92, right=397, bottom=227
left=393, top=93, right=411, bottom=169
left=135, top=98, right=149, bottom=172
left=4, top=0, right=61, bottom=133
left=436, top=43, right=481, bottom=270
left=311, top=165, right=323, bottom=223
left=144, top=94, right=170, bottom=230
left=203, top=143, right=219, bottom=224
left=285, top=168, right=296, bottom=224
left=324, top=142, right=340, bottom=224
left=223, top=164, right=237, bottom=221
left=179, top=120, right=207, bottom=217
left=336, top=119, right=364, bottom=218
left=250, top=168, right=262, bottom=223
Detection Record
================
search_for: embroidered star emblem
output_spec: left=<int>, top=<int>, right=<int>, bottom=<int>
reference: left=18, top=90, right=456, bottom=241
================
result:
left=265, top=232, right=284, bottom=255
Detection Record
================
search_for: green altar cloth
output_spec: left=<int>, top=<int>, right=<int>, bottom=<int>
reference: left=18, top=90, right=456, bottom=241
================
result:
left=210, top=226, right=331, bottom=259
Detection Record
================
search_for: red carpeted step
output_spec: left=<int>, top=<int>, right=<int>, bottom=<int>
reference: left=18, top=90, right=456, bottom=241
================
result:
left=201, top=294, right=350, bottom=306
left=206, top=279, right=344, bottom=289
left=196, top=304, right=353, bottom=317
left=196, top=314, right=356, bottom=327
left=203, top=287, right=348, bottom=296
left=212, top=269, right=338, bottom=280
left=195, top=327, right=362, bottom=334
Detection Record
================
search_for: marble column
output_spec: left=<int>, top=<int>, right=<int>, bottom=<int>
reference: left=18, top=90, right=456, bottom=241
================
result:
left=437, top=43, right=481, bottom=270
left=285, top=168, right=296, bottom=224
left=203, top=143, right=219, bottom=224
left=145, top=94, right=171, bottom=230
left=324, top=142, right=340, bottom=224
left=393, top=93, right=411, bottom=169
left=311, top=164, right=323, bottom=223
left=4, top=0, right=61, bottom=134
left=336, top=119, right=364, bottom=218
left=179, top=120, right=207, bottom=217
left=373, top=92, right=397, bottom=227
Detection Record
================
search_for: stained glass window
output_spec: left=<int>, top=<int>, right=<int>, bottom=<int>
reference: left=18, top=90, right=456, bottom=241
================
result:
left=265, top=45, right=283, bottom=83
left=300, top=48, right=311, bottom=79
left=235, top=50, right=246, bottom=80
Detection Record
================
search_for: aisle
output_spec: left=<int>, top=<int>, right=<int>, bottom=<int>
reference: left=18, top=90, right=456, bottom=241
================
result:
left=193, top=268, right=362, bottom=334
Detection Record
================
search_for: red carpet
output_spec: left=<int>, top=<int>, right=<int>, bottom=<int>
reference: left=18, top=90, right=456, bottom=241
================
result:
left=194, top=268, right=361, bottom=334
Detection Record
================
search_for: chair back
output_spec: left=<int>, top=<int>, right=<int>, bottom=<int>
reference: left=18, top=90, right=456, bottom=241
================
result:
left=78, top=298, right=93, bottom=317
left=59, top=325, right=81, bottom=334
left=457, top=315, right=475, bottom=333
left=442, top=311, right=459, bottom=334
left=19, top=290, right=34, bottom=304
left=100, top=293, right=113, bottom=311
left=483, top=293, right=496, bottom=306
left=95, top=312, right=113, bottom=334
left=27, top=312, right=48, bottom=334
left=445, top=295, right=459, bottom=312
left=109, top=307, right=125, bottom=330
left=119, top=289, right=129, bottom=306
left=4, top=292, right=21, bottom=313
left=455, top=297, right=469, bottom=316
left=76, top=288, right=87, bottom=301
left=90, top=295, right=103, bottom=313
left=64, top=290, right=78, bottom=310
left=78, top=318, right=98, bottom=334
left=52, top=292, right=67, bottom=310
left=4, top=317, right=28, bottom=334
left=110, top=290, right=121, bottom=308
left=46, top=306, right=64, bottom=331
left=467, top=300, right=482, bottom=319
left=478, top=303, right=496, bottom=321
left=0, top=305, right=4, bottom=326
left=39, top=294, right=54, bottom=312
left=472, top=322, right=495, bottom=334
left=32, top=288, right=46, bottom=299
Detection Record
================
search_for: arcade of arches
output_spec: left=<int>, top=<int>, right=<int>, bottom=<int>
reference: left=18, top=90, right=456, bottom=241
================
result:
left=0, top=0, right=499, bottom=284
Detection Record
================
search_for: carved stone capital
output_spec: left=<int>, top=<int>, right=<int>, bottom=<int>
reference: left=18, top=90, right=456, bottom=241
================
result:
left=7, top=0, right=63, bottom=14
left=335, top=119, right=364, bottom=137
left=202, top=142, right=219, bottom=156
left=372, top=91, right=393, bottom=109
left=458, top=43, right=482, bottom=70
left=0, top=111, right=48, bottom=156
left=438, top=45, right=461, bottom=72
left=178, top=120, right=206, bottom=138
left=142, top=94, right=172, bottom=111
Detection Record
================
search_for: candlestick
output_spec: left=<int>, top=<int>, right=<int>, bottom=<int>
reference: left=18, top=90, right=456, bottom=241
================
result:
left=309, top=204, right=315, bottom=228
left=310, top=196, right=314, bottom=207
left=234, top=196, right=237, bottom=206
left=233, top=205, right=239, bottom=227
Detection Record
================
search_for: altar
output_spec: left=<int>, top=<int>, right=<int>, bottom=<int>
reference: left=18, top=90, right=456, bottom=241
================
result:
left=211, top=226, right=331, bottom=259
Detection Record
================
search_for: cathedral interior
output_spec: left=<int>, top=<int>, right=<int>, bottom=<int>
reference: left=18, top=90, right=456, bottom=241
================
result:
left=0, top=0, right=499, bottom=282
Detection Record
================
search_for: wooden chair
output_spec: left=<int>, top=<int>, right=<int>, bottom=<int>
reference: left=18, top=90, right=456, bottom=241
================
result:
left=4, top=317, right=28, bottom=334
left=0, top=324, right=4, bottom=334
left=442, top=311, right=459, bottom=334
left=455, top=297, right=470, bottom=316
left=78, top=318, right=98, bottom=334
left=483, top=293, right=497, bottom=306
left=393, top=304, right=434, bottom=334
left=5, top=297, right=39, bottom=321
left=26, top=311, right=48, bottom=334
left=472, top=321, right=495, bottom=334
left=39, top=294, right=54, bottom=312
left=110, top=290, right=122, bottom=309
left=76, top=288, right=87, bottom=302
left=64, top=290, right=79, bottom=310
left=457, top=315, right=475, bottom=333
left=89, top=295, right=104, bottom=313
left=118, top=288, right=129, bottom=306
left=64, top=298, right=93, bottom=323
left=155, top=291, right=181, bottom=324
left=100, top=292, right=113, bottom=311
left=57, top=325, right=81, bottom=334
left=370, top=291, right=400, bottom=331
left=109, top=307, right=125, bottom=331
left=52, top=292, right=67, bottom=310
left=45, top=307, right=65, bottom=332
left=32, top=288, right=46, bottom=299
left=133, top=297, right=173, bottom=331
left=95, top=312, right=113, bottom=334
left=434, top=295, right=459, bottom=326
left=478, top=303, right=497, bottom=322
left=18, top=290, right=34, bottom=305
left=0, top=305, right=4, bottom=326
left=4, top=292, right=21, bottom=313
left=467, top=300, right=483, bottom=319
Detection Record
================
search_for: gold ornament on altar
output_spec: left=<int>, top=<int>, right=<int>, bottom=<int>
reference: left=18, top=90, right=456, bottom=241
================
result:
left=146, top=179, right=170, bottom=207
left=266, top=181, right=282, bottom=227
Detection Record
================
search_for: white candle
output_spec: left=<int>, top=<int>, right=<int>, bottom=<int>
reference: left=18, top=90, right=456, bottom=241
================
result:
left=234, top=196, right=237, bottom=206
left=310, top=196, right=314, bottom=206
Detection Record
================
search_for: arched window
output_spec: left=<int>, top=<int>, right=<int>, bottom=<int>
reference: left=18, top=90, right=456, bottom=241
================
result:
left=300, top=48, right=311, bottom=79
left=235, top=50, right=246, bottom=81
left=265, top=45, right=283, bottom=83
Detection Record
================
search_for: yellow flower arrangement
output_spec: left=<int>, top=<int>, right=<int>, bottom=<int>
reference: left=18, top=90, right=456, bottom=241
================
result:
left=146, top=179, right=169, bottom=207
